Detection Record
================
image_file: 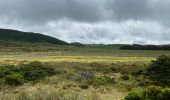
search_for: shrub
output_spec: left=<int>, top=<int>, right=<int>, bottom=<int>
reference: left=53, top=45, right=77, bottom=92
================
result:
left=132, top=70, right=143, bottom=76
left=93, top=76, right=107, bottom=86
left=80, top=84, right=89, bottom=89
left=5, top=72, right=24, bottom=86
left=124, top=86, right=170, bottom=100
left=93, top=76, right=115, bottom=86
left=146, top=55, right=170, bottom=86
left=0, top=61, right=57, bottom=85
left=162, top=88, right=170, bottom=100
left=142, top=86, right=163, bottom=100
left=124, top=92, right=141, bottom=100
left=0, top=65, right=18, bottom=77
left=121, top=75, right=129, bottom=80
left=110, top=66, right=117, bottom=72
left=22, top=70, right=48, bottom=81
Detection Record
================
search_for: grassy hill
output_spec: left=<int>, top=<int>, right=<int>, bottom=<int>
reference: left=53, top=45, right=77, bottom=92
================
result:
left=0, top=28, right=68, bottom=45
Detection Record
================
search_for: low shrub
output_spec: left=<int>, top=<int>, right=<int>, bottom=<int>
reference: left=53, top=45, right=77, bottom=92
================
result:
left=132, top=70, right=143, bottom=76
left=5, top=72, right=24, bottom=86
left=142, top=86, right=163, bottom=100
left=80, top=84, right=89, bottom=89
left=146, top=55, right=170, bottom=86
left=0, top=61, right=57, bottom=85
left=0, top=65, right=18, bottom=77
left=110, top=66, right=118, bottom=72
left=93, top=76, right=115, bottom=86
left=124, top=92, right=141, bottom=100
left=121, top=75, right=129, bottom=80
left=22, top=70, right=48, bottom=81
left=124, top=86, right=170, bottom=100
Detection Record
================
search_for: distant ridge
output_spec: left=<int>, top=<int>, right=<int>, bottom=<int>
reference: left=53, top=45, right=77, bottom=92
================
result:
left=0, top=28, right=68, bottom=45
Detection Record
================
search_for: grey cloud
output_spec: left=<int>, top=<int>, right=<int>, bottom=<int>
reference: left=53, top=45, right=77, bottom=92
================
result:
left=0, top=0, right=170, bottom=25
left=0, top=0, right=109, bottom=24
left=107, top=0, right=152, bottom=20
left=0, top=0, right=170, bottom=44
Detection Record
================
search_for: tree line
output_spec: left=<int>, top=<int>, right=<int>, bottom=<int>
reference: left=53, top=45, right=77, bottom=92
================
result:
left=120, top=44, right=170, bottom=50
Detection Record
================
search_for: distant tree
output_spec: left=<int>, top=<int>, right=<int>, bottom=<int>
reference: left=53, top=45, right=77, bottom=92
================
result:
left=120, top=44, right=170, bottom=50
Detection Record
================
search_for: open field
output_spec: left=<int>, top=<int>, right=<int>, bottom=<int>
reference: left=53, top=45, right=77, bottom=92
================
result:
left=0, top=44, right=170, bottom=100
left=1, top=46, right=170, bottom=65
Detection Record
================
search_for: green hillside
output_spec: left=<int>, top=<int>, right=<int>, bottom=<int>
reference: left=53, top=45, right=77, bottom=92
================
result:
left=0, top=28, right=68, bottom=45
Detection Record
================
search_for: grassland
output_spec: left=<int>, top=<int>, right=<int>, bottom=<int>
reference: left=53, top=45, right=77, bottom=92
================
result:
left=0, top=43, right=170, bottom=100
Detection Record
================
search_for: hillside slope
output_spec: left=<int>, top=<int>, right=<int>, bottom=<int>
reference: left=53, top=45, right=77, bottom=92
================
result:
left=0, top=28, right=68, bottom=45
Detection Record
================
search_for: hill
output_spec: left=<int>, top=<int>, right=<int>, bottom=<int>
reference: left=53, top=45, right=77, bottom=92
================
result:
left=0, top=28, right=68, bottom=45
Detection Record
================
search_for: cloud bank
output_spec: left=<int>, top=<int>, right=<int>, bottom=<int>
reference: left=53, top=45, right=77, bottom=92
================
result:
left=0, top=0, right=170, bottom=44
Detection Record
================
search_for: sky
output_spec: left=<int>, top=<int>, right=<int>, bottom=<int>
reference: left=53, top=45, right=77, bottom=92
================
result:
left=0, top=0, right=170, bottom=44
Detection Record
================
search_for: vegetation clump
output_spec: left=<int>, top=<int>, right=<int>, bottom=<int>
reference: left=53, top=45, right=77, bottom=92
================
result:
left=124, top=92, right=140, bottom=100
left=93, top=76, right=115, bottom=86
left=124, top=86, right=170, bottom=100
left=80, top=83, right=89, bottom=89
left=121, top=74, right=129, bottom=80
left=5, top=72, right=24, bottom=86
left=146, top=55, right=170, bottom=86
left=0, top=62, right=56, bottom=85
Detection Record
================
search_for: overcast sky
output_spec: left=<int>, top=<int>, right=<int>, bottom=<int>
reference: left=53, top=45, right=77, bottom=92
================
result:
left=0, top=0, right=170, bottom=44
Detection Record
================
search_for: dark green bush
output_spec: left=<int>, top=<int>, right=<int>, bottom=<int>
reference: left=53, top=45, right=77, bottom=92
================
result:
left=80, top=84, right=89, bottom=89
left=22, top=70, right=48, bottom=81
left=162, top=88, right=170, bottom=100
left=93, top=76, right=115, bottom=86
left=124, top=92, right=141, bottom=100
left=0, top=65, right=18, bottom=77
left=5, top=72, right=24, bottom=86
left=142, top=86, right=163, bottom=100
left=146, top=55, right=170, bottom=86
left=110, top=66, right=117, bottom=72
left=132, top=70, right=143, bottom=76
left=124, top=86, right=170, bottom=100
left=121, top=75, right=129, bottom=80
left=0, top=61, right=56, bottom=85
left=19, top=62, right=50, bottom=81
left=94, top=77, right=107, bottom=86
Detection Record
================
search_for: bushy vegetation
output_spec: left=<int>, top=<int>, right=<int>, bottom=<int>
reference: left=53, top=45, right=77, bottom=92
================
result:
left=5, top=72, right=24, bottom=86
left=121, top=74, right=129, bottom=80
left=0, top=62, right=56, bottom=85
left=124, top=92, right=140, bottom=100
left=124, top=86, right=170, bottom=100
left=146, top=55, right=170, bottom=86
left=93, top=75, right=115, bottom=86
left=80, top=83, right=89, bottom=89
left=120, top=44, right=170, bottom=50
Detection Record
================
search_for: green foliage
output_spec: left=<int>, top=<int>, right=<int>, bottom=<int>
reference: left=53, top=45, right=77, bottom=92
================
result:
left=124, top=92, right=141, bottom=100
left=146, top=55, right=170, bottom=86
left=124, top=86, right=170, bottom=100
left=0, top=62, right=56, bottom=85
left=5, top=72, right=24, bottom=86
left=132, top=70, right=143, bottom=76
left=121, top=75, right=129, bottom=80
left=80, top=83, right=89, bottom=89
left=142, top=86, right=163, bottom=100
left=0, top=65, right=18, bottom=77
left=19, top=62, right=51, bottom=81
left=162, top=88, right=170, bottom=100
left=93, top=76, right=115, bottom=86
